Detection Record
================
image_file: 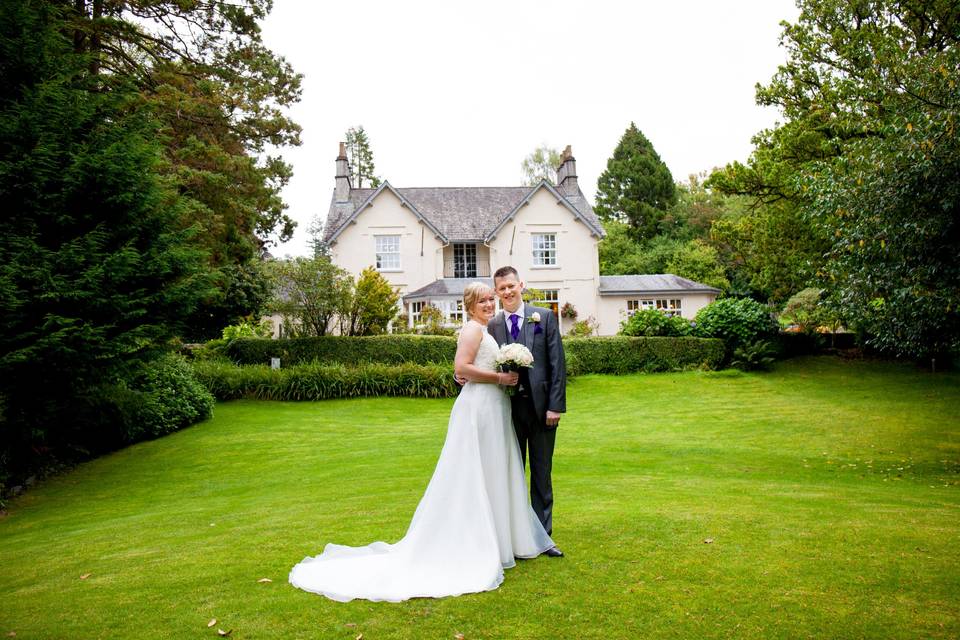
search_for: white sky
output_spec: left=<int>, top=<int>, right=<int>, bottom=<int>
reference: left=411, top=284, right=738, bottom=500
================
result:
left=260, top=0, right=800, bottom=257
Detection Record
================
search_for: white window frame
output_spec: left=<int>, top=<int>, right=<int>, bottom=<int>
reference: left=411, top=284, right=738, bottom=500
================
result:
left=410, top=301, right=424, bottom=325
left=375, top=235, right=401, bottom=271
left=535, top=289, right=559, bottom=316
left=531, top=233, right=557, bottom=267
left=629, top=299, right=682, bottom=316
left=453, top=243, right=477, bottom=278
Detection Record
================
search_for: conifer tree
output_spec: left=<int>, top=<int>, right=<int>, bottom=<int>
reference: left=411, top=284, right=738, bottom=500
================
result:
left=595, top=123, right=676, bottom=241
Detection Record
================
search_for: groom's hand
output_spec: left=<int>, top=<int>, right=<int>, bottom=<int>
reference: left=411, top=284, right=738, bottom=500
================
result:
left=545, top=410, right=561, bottom=427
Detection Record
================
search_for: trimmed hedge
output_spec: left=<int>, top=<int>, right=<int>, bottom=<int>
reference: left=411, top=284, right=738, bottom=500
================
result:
left=226, top=335, right=457, bottom=366
left=193, top=360, right=459, bottom=401
left=564, top=336, right=725, bottom=374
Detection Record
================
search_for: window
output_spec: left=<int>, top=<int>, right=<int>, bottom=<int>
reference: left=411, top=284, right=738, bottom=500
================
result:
left=535, top=289, right=559, bottom=316
left=531, top=233, right=557, bottom=266
left=628, top=298, right=682, bottom=316
left=375, top=235, right=400, bottom=271
left=453, top=243, right=477, bottom=278
left=448, top=299, right=465, bottom=324
left=410, top=301, right=424, bottom=324
left=657, top=298, right=682, bottom=317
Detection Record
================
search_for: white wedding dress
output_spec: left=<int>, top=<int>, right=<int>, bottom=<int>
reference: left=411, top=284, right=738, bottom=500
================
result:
left=289, top=326, right=554, bottom=602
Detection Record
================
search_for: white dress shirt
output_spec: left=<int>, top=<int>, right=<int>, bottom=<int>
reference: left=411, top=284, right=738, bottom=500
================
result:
left=504, top=302, right=525, bottom=338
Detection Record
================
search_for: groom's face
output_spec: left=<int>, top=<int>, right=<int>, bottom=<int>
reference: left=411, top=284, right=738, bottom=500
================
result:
left=494, top=273, right=524, bottom=313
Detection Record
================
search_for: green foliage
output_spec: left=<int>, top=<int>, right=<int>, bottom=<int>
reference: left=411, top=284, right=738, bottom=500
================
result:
left=268, top=255, right=352, bottom=337
left=123, top=354, right=215, bottom=440
left=560, top=302, right=578, bottom=320
left=665, top=239, right=730, bottom=291
left=221, top=318, right=273, bottom=341
left=345, top=126, right=380, bottom=188
left=415, top=304, right=455, bottom=336
left=780, top=288, right=839, bottom=334
left=227, top=335, right=458, bottom=366
left=0, top=1, right=212, bottom=480
left=193, top=361, right=457, bottom=400
left=521, top=145, right=561, bottom=185
left=563, top=337, right=725, bottom=374
left=730, top=340, right=778, bottom=372
left=707, top=198, right=826, bottom=303
left=724, top=0, right=960, bottom=357
left=595, top=123, right=677, bottom=240
left=566, top=317, right=598, bottom=337
left=182, top=260, right=275, bottom=342
left=694, top=298, right=779, bottom=352
left=344, top=267, right=400, bottom=336
left=619, top=310, right=693, bottom=337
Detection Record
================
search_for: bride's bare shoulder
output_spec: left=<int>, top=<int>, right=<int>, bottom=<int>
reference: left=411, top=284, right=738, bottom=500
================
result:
left=457, top=320, right=483, bottom=345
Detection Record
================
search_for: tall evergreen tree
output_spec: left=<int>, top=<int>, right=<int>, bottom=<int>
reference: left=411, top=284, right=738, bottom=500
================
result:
left=345, top=126, right=381, bottom=188
left=0, top=1, right=212, bottom=474
left=58, top=0, right=303, bottom=339
left=595, top=123, right=677, bottom=241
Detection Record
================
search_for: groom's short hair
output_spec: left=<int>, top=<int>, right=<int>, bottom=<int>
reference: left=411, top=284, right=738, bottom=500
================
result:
left=493, top=266, right=519, bottom=281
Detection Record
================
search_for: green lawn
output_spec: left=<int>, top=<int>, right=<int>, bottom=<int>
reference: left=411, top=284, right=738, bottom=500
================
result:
left=1, top=356, right=959, bottom=639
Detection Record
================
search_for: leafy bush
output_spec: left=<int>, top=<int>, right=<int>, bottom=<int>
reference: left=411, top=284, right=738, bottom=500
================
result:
left=780, top=288, right=842, bottom=334
left=567, top=317, right=598, bottom=337
left=193, top=360, right=458, bottom=400
left=227, top=335, right=458, bottom=366
left=730, top=340, right=778, bottom=371
left=619, top=309, right=693, bottom=337
left=222, top=318, right=273, bottom=340
left=694, top=298, right=779, bottom=351
left=564, top=337, right=725, bottom=374
left=122, top=354, right=215, bottom=441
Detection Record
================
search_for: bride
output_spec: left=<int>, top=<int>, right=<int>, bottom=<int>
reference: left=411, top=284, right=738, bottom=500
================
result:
left=289, top=282, right=555, bottom=602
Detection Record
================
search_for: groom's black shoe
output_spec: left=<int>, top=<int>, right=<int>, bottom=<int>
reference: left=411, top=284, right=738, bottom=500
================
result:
left=543, top=546, right=564, bottom=558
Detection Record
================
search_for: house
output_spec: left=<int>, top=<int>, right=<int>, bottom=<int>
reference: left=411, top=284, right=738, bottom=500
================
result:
left=320, top=144, right=719, bottom=335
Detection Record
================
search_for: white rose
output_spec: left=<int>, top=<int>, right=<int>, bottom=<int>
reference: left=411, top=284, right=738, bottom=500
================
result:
left=530, top=312, right=541, bottom=323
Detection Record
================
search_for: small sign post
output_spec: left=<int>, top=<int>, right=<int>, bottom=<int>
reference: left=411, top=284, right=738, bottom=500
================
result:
left=270, top=357, right=281, bottom=370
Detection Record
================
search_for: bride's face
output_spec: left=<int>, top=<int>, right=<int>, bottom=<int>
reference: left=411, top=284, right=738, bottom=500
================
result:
left=472, top=291, right=496, bottom=321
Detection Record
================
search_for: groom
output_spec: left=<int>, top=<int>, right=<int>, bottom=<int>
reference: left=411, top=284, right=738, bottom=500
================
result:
left=489, top=266, right=567, bottom=557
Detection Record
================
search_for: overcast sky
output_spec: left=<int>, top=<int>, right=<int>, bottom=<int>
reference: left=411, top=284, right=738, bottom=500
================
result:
left=260, top=0, right=800, bottom=257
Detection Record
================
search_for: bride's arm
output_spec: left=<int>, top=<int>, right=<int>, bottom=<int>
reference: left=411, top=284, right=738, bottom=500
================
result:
left=454, top=324, right=518, bottom=385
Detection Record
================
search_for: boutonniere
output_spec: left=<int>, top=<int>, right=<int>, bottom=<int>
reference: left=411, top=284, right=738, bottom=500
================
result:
left=530, top=312, right=541, bottom=324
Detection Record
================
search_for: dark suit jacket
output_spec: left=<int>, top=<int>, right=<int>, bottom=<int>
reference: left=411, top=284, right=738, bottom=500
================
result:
left=489, top=304, right=567, bottom=424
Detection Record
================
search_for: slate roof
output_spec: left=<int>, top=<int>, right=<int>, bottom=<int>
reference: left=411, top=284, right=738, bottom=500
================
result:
left=598, top=274, right=722, bottom=295
left=321, top=180, right=605, bottom=246
left=403, top=278, right=494, bottom=302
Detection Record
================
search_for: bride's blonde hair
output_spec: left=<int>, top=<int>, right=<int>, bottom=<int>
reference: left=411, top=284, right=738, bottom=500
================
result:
left=463, top=282, right=494, bottom=320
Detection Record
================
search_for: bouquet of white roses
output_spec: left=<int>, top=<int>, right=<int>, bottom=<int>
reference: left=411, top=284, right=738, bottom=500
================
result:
left=495, top=343, right=534, bottom=396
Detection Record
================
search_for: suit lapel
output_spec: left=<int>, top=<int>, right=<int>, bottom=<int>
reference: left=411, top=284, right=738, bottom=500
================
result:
left=492, top=312, right=506, bottom=345
left=522, top=305, right=535, bottom=351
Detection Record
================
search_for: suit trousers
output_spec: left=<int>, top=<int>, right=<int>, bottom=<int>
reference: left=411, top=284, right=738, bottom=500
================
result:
left=511, top=395, right=556, bottom=536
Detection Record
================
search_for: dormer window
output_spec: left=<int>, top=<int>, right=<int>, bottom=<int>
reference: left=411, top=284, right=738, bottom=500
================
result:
left=375, top=235, right=401, bottom=271
left=453, top=243, right=477, bottom=278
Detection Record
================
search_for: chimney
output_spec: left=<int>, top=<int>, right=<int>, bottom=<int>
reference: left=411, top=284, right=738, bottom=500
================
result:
left=556, top=145, right=577, bottom=193
left=335, top=141, right=352, bottom=202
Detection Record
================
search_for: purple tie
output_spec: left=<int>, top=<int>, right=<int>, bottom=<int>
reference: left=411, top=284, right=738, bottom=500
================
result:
left=510, top=313, right=520, bottom=341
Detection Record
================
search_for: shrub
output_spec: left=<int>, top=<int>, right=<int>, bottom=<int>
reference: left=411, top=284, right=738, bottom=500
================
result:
left=227, top=335, right=458, bottom=366
left=730, top=340, right=778, bottom=371
left=619, top=309, right=693, bottom=337
left=563, top=337, right=725, bottom=374
left=122, top=353, right=215, bottom=441
left=567, top=317, right=598, bottom=337
left=193, top=360, right=458, bottom=400
left=694, top=298, right=779, bottom=351
left=780, top=288, right=841, bottom=334
left=222, top=318, right=273, bottom=340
